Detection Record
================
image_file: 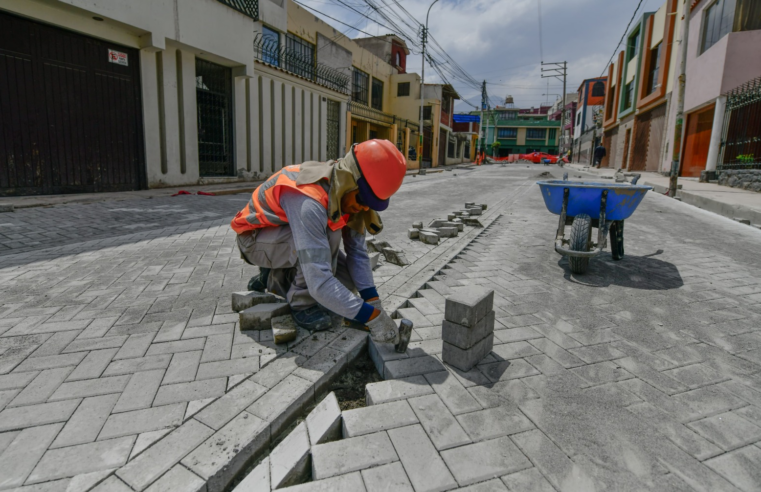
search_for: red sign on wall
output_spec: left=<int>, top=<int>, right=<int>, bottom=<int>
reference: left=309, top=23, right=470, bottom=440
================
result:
left=108, top=49, right=128, bottom=66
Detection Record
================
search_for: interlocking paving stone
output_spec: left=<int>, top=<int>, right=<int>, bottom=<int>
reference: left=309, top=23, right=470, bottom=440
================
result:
left=407, top=394, right=471, bottom=450
left=114, top=333, right=156, bottom=360
left=501, top=468, right=554, bottom=491
left=479, top=359, right=541, bottom=382
left=269, top=421, right=310, bottom=488
left=62, top=336, right=128, bottom=354
left=117, top=419, right=215, bottom=491
left=201, top=333, right=234, bottom=363
left=361, top=461, right=414, bottom=492
left=99, top=403, right=185, bottom=440
left=457, top=405, right=534, bottom=442
left=153, top=378, right=227, bottom=407
left=384, top=355, right=446, bottom=379
left=232, top=456, right=269, bottom=492
left=387, top=424, right=458, bottom=492
left=687, top=411, right=761, bottom=451
left=311, top=431, right=398, bottom=480
left=343, top=400, right=418, bottom=437
left=0, top=372, right=38, bottom=391
left=440, top=435, right=531, bottom=487
left=146, top=339, right=206, bottom=356
left=51, top=394, right=120, bottom=449
left=456, top=478, right=509, bottom=491
left=365, top=375, right=434, bottom=405
left=182, top=411, right=269, bottom=491
left=424, top=370, right=482, bottom=415
left=278, top=471, right=366, bottom=491
left=143, top=464, right=205, bottom=492
left=247, top=374, right=314, bottom=437
left=670, top=385, right=749, bottom=422
left=49, top=374, right=130, bottom=401
left=113, top=369, right=165, bottom=413
left=9, top=367, right=73, bottom=407
left=195, top=380, right=267, bottom=430
left=13, top=352, right=87, bottom=373
left=67, top=348, right=121, bottom=381
left=0, top=423, right=62, bottom=489
left=0, top=399, right=81, bottom=432
left=664, top=363, right=729, bottom=389
left=162, top=351, right=202, bottom=384
left=570, top=361, right=634, bottom=386
left=196, top=357, right=260, bottom=380
left=704, top=445, right=761, bottom=492
left=616, top=356, right=688, bottom=395
left=28, top=436, right=134, bottom=484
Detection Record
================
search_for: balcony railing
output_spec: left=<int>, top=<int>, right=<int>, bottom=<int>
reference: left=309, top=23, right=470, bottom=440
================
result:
left=253, top=34, right=350, bottom=95
left=218, top=0, right=258, bottom=20
left=349, top=101, right=394, bottom=126
left=719, top=76, right=761, bottom=170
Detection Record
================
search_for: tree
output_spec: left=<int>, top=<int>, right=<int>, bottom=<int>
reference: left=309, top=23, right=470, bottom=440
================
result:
left=490, top=141, right=501, bottom=156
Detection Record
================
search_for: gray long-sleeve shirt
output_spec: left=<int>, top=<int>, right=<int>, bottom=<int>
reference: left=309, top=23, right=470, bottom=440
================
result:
left=279, top=188, right=374, bottom=319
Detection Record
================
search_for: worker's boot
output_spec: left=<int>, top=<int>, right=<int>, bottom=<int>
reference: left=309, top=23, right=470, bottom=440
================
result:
left=247, top=268, right=271, bottom=292
left=291, top=305, right=332, bottom=332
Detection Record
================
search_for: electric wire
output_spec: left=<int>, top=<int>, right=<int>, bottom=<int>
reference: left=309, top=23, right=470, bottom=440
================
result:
left=599, top=0, right=645, bottom=76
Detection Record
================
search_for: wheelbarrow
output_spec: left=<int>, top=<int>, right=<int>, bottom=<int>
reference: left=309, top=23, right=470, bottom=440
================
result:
left=536, top=175, right=652, bottom=274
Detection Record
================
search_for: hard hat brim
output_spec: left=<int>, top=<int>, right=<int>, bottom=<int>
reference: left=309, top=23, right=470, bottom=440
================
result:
left=356, top=177, right=389, bottom=211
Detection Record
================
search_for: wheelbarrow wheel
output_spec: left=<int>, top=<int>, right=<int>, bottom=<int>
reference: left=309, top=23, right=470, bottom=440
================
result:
left=610, top=220, right=625, bottom=261
left=569, top=214, right=592, bottom=274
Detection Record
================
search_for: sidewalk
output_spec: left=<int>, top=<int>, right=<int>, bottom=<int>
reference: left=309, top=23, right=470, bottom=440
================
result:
left=0, top=180, right=264, bottom=210
left=566, top=163, right=761, bottom=227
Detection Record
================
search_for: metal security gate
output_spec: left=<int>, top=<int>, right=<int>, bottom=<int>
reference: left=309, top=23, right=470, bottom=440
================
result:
left=326, top=99, right=340, bottom=160
left=0, top=11, right=145, bottom=196
left=196, top=59, right=234, bottom=176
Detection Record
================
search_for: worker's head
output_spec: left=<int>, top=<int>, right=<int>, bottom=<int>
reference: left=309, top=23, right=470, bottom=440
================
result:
left=351, top=139, right=407, bottom=212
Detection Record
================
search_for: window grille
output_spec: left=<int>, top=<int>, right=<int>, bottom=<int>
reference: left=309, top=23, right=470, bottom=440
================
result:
left=397, top=82, right=410, bottom=96
left=217, top=0, right=258, bottom=20
left=371, top=78, right=383, bottom=110
left=592, top=81, right=606, bottom=97
left=326, top=100, right=341, bottom=161
left=497, top=128, right=517, bottom=139
left=352, top=69, right=369, bottom=105
left=285, top=34, right=315, bottom=80
left=262, top=26, right=280, bottom=66
left=526, top=128, right=547, bottom=140
left=196, top=59, right=234, bottom=176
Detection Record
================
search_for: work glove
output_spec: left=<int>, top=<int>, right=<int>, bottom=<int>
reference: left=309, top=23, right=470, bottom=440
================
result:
left=367, top=298, right=382, bottom=311
left=366, top=309, right=399, bottom=344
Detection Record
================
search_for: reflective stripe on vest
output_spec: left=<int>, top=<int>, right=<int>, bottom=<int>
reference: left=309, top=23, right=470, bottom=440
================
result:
left=230, top=165, right=348, bottom=234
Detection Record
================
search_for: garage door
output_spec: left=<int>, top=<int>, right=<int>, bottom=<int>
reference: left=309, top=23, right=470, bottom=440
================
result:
left=0, top=11, right=145, bottom=196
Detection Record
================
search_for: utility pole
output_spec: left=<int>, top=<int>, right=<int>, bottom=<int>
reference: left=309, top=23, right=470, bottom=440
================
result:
left=670, top=6, right=690, bottom=197
left=418, top=0, right=440, bottom=168
left=542, top=61, right=567, bottom=155
left=477, top=80, right=486, bottom=154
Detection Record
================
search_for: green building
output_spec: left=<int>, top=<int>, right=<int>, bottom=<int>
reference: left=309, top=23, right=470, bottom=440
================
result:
left=472, top=107, right=562, bottom=157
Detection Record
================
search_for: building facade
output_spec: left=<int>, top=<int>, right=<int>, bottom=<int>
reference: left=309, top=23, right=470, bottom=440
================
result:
left=573, top=78, right=607, bottom=165
left=474, top=104, right=561, bottom=157
left=548, top=94, right=578, bottom=156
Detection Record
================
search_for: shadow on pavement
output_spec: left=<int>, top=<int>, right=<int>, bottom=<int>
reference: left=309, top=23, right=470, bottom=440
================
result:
left=557, top=250, right=684, bottom=290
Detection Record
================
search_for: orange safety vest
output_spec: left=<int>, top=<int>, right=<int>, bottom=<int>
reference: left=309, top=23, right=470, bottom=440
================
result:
left=230, top=165, right=349, bottom=235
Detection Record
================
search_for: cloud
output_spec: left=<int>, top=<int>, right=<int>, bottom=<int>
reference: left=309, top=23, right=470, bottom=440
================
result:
left=298, top=0, right=651, bottom=111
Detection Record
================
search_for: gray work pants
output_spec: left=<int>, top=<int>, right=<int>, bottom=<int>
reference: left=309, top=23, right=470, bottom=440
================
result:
left=236, top=226, right=356, bottom=311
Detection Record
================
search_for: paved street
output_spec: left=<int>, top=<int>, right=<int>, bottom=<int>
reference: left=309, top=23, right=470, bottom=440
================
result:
left=2, top=164, right=761, bottom=491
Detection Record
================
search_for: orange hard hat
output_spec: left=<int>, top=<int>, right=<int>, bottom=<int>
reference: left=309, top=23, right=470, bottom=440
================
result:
left=353, top=139, right=406, bottom=211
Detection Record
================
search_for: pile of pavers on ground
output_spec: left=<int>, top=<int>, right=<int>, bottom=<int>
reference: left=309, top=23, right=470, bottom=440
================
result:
left=407, top=202, right=487, bottom=245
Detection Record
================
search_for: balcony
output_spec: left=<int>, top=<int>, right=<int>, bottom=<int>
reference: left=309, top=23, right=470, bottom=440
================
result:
left=496, top=119, right=561, bottom=127
left=440, top=109, right=451, bottom=127
left=218, top=0, right=258, bottom=20
left=253, top=34, right=350, bottom=95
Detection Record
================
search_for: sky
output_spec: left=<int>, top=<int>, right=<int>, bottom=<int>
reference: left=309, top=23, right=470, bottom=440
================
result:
left=297, top=0, right=662, bottom=112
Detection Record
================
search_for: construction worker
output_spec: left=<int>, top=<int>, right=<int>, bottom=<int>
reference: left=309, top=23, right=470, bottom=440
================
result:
left=230, top=139, right=405, bottom=344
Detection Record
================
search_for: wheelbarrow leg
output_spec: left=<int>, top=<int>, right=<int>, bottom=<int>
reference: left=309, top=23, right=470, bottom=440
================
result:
left=556, top=188, right=569, bottom=243
left=610, top=220, right=625, bottom=260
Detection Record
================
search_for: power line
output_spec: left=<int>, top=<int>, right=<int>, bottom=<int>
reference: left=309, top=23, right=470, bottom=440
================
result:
left=537, top=0, right=544, bottom=62
left=599, top=0, right=645, bottom=76
left=292, top=0, right=402, bottom=41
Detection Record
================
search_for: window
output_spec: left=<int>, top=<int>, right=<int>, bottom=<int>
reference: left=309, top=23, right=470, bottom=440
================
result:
left=352, top=69, right=369, bottom=105
left=734, top=0, right=761, bottom=32
left=576, top=112, right=582, bottom=125
left=262, top=26, right=280, bottom=66
left=626, top=29, right=640, bottom=61
left=421, top=106, right=432, bottom=120
left=647, top=43, right=662, bottom=94
left=397, top=82, right=410, bottom=97
left=497, top=128, right=517, bottom=139
left=623, top=81, right=634, bottom=110
left=701, top=0, right=735, bottom=53
left=549, top=128, right=557, bottom=140
left=442, top=97, right=451, bottom=114
left=371, top=78, right=383, bottom=110
left=591, top=81, right=605, bottom=97
left=526, top=129, right=546, bottom=140
left=395, top=52, right=402, bottom=67
left=285, top=34, right=315, bottom=79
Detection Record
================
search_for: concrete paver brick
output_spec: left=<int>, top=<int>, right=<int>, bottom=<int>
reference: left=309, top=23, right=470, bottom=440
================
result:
left=239, top=303, right=291, bottom=331
left=196, top=357, right=260, bottom=380
left=48, top=374, right=130, bottom=401
left=232, top=291, right=279, bottom=313
left=494, top=327, right=543, bottom=344
left=704, top=444, right=761, bottom=492
left=153, top=321, right=188, bottom=343
left=102, top=354, right=173, bottom=377
left=91, top=476, right=135, bottom=492
left=68, top=348, right=121, bottom=381
left=479, top=359, right=541, bottom=383
left=442, top=333, right=494, bottom=372
left=454, top=478, right=508, bottom=491
left=407, top=394, right=471, bottom=451
left=0, top=372, right=39, bottom=391
left=424, top=370, right=482, bottom=415
left=269, top=421, right=310, bottom=488
left=62, top=336, right=128, bottom=354
left=249, top=354, right=305, bottom=389
left=293, top=346, right=347, bottom=394
left=247, top=374, right=313, bottom=437
left=146, top=338, right=206, bottom=356
left=670, top=385, right=749, bottom=422
left=528, top=338, right=585, bottom=368
left=232, top=456, right=269, bottom=492
left=182, top=412, right=270, bottom=492
left=440, top=435, right=531, bottom=487
left=305, top=392, right=342, bottom=445
left=9, top=366, right=73, bottom=407
left=342, top=400, right=418, bottom=438
left=501, top=468, right=554, bottom=492
left=278, top=471, right=366, bottom=491
left=420, top=231, right=439, bottom=245
left=117, top=419, right=215, bottom=491
left=365, top=375, right=433, bottom=405
left=113, top=369, right=165, bottom=413
left=114, top=333, right=156, bottom=360
left=30, top=331, right=82, bottom=358
left=386, top=424, right=457, bottom=492
left=13, top=352, right=87, bottom=373
left=51, top=394, right=120, bottom=448
left=0, top=423, right=62, bottom=489
left=457, top=405, right=533, bottom=442
left=195, top=380, right=268, bottom=430
left=201, top=334, right=234, bottom=363
left=311, top=431, right=398, bottom=480
left=153, top=378, right=227, bottom=407
left=687, top=411, right=761, bottom=451
left=385, top=355, right=446, bottom=379
left=616, top=357, right=688, bottom=395
left=442, top=311, right=496, bottom=351
left=99, top=403, right=185, bottom=440
left=28, top=435, right=134, bottom=484
left=144, top=464, right=206, bottom=492
left=361, top=461, right=414, bottom=492
left=445, top=287, right=494, bottom=327
left=163, top=351, right=202, bottom=384
left=0, top=399, right=80, bottom=432
left=570, top=361, right=634, bottom=386
left=665, top=363, right=729, bottom=389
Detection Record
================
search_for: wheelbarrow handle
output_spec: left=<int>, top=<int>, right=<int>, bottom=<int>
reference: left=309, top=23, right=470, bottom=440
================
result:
left=555, top=240, right=604, bottom=258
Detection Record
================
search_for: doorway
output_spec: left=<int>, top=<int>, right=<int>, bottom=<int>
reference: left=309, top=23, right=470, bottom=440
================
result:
left=681, top=104, right=715, bottom=177
left=196, top=58, right=234, bottom=176
left=621, top=128, right=632, bottom=170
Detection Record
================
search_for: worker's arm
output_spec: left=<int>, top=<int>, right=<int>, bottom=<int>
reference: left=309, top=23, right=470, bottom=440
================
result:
left=280, top=189, right=375, bottom=323
left=341, top=226, right=378, bottom=302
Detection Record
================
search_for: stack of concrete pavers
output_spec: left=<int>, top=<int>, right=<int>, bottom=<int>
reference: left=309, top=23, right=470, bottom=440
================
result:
left=441, top=286, right=495, bottom=371
left=232, top=291, right=296, bottom=344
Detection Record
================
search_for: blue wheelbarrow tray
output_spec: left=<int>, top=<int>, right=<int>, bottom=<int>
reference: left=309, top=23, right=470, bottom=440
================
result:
left=537, top=180, right=652, bottom=221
